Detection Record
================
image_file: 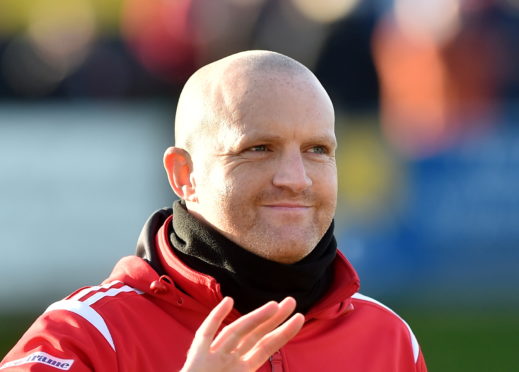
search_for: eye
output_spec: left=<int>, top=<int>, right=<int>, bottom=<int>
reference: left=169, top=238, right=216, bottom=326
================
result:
left=308, top=146, right=328, bottom=154
left=249, top=145, right=268, bottom=152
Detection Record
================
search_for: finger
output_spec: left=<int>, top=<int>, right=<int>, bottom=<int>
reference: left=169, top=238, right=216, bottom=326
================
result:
left=211, top=301, right=279, bottom=353
left=245, top=313, right=305, bottom=369
left=192, top=297, right=234, bottom=351
left=234, top=297, right=297, bottom=354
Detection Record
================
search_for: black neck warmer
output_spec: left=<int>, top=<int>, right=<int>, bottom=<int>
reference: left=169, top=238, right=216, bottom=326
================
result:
left=169, top=200, right=337, bottom=314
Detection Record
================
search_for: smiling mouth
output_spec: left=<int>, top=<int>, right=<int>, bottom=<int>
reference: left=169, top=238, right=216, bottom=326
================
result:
left=262, top=204, right=311, bottom=209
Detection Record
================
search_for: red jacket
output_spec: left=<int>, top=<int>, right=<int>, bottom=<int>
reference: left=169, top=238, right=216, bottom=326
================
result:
left=1, top=215, right=427, bottom=371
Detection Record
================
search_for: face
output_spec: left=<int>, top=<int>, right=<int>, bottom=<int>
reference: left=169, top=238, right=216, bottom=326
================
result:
left=187, top=73, right=337, bottom=264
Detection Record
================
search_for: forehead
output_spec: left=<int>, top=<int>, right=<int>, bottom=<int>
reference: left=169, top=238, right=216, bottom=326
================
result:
left=182, top=68, right=336, bottom=158
left=219, top=73, right=334, bottom=138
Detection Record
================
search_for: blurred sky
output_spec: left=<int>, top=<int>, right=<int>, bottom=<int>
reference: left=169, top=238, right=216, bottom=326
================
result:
left=1, top=0, right=519, bottom=312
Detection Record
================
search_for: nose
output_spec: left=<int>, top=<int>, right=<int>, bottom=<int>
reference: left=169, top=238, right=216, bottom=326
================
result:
left=272, top=150, right=312, bottom=193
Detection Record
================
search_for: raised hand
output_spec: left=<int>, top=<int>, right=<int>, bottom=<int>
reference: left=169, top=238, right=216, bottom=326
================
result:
left=180, top=297, right=304, bottom=372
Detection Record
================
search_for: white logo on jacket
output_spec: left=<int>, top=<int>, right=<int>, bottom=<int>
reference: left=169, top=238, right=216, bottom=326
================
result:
left=0, top=351, right=74, bottom=370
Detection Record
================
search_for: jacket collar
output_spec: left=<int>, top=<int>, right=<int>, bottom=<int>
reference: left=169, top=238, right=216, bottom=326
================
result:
left=106, top=210, right=360, bottom=321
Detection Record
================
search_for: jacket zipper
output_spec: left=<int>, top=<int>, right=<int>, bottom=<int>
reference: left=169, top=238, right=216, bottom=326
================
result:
left=269, top=351, right=283, bottom=372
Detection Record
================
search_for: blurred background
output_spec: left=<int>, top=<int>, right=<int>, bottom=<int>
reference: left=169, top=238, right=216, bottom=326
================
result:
left=1, top=0, right=518, bottom=369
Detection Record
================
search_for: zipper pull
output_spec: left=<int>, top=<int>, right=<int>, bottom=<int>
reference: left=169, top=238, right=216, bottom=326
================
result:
left=269, top=351, right=283, bottom=372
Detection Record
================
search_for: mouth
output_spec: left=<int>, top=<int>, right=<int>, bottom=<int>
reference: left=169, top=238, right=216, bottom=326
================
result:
left=262, top=203, right=311, bottom=210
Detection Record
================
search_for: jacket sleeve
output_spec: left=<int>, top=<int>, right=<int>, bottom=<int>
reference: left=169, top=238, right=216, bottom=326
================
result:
left=0, top=309, right=118, bottom=371
left=414, top=348, right=428, bottom=372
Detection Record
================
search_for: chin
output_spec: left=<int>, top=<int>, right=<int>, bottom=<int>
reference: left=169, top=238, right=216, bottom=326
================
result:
left=273, top=253, right=309, bottom=264
left=237, top=225, right=319, bottom=263
left=265, top=239, right=314, bottom=264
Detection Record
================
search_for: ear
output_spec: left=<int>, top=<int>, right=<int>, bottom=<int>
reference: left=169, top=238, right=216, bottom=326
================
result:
left=163, top=147, right=197, bottom=202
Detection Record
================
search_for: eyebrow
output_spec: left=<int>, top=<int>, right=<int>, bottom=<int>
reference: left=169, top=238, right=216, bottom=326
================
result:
left=303, top=135, right=337, bottom=148
left=235, top=133, right=337, bottom=148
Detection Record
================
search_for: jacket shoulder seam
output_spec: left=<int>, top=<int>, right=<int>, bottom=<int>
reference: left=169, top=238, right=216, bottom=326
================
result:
left=45, top=282, right=144, bottom=352
left=351, top=292, right=420, bottom=363
left=45, top=299, right=116, bottom=351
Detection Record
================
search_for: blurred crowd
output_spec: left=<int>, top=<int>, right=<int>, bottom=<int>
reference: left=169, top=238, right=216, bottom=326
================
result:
left=2, top=0, right=519, bottom=157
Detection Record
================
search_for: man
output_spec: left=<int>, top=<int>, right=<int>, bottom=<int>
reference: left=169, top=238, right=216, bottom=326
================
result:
left=1, top=51, right=427, bottom=371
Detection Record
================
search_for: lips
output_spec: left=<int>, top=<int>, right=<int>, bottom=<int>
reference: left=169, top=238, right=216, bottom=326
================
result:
left=261, top=203, right=312, bottom=212
left=262, top=202, right=311, bottom=208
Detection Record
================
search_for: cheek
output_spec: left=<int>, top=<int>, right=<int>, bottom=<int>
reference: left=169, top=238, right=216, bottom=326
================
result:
left=224, top=164, right=267, bottom=193
left=192, top=166, right=227, bottom=208
left=313, top=165, right=337, bottom=194
left=314, top=170, right=338, bottom=222
left=223, top=175, right=258, bottom=207
left=200, top=168, right=252, bottom=207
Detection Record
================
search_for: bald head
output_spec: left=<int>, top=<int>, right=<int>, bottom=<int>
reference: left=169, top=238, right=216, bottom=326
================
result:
left=165, top=50, right=337, bottom=263
left=174, top=50, right=331, bottom=154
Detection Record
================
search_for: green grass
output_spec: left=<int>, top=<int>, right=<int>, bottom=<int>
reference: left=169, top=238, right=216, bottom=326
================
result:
left=0, top=312, right=40, bottom=358
left=402, top=309, right=519, bottom=371
left=2, top=310, right=519, bottom=370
